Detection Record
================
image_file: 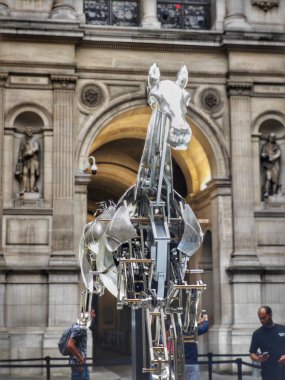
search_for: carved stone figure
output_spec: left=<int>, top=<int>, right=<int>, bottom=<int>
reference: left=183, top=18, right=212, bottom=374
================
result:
left=15, top=127, right=40, bottom=195
left=260, top=132, right=281, bottom=197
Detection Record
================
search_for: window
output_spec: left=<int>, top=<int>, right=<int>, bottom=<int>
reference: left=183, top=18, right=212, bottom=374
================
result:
left=84, top=0, right=139, bottom=26
left=157, top=0, right=211, bottom=30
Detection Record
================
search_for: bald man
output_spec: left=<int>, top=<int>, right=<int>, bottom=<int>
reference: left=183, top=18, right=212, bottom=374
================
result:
left=249, top=306, right=285, bottom=380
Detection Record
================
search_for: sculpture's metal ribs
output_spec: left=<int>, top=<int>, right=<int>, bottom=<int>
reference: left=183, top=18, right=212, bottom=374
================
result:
left=79, top=63, right=206, bottom=379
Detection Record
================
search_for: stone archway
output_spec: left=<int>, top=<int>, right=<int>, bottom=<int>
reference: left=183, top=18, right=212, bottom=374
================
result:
left=84, top=104, right=229, bottom=209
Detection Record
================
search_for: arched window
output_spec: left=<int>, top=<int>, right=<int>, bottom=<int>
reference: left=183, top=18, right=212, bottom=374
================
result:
left=157, top=0, right=211, bottom=29
left=84, top=0, right=139, bottom=26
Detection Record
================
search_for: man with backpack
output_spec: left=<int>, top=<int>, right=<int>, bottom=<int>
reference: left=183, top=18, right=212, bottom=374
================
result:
left=66, top=308, right=96, bottom=380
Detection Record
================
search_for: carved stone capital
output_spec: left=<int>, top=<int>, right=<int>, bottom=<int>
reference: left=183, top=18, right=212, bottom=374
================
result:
left=51, top=75, right=77, bottom=90
left=251, top=0, right=279, bottom=12
left=227, top=82, right=252, bottom=96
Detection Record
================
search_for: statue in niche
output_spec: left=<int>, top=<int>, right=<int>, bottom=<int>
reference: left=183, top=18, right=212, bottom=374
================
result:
left=260, top=132, right=281, bottom=198
left=15, top=127, right=40, bottom=195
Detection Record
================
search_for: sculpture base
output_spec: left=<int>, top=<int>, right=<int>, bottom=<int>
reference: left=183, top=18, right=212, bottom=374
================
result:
left=14, top=192, right=43, bottom=208
left=264, top=194, right=285, bottom=208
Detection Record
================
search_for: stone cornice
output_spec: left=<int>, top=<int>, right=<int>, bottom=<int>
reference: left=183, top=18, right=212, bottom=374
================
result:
left=3, top=208, right=53, bottom=215
left=254, top=210, right=285, bottom=218
left=0, top=19, right=284, bottom=52
left=227, top=265, right=285, bottom=275
left=188, top=177, right=231, bottom=204
left=75, top=173, right=91, bottom=185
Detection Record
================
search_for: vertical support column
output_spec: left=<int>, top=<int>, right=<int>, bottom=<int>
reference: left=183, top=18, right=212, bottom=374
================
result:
left=228, top=83, right=259, bottom=265
left=141, top=0, right=161, bottom=29
left=74, top=173, right=91, bottom=257
left=205, top=178, right=233, bottom=355
left=0, top=74, right=7, bottom=264
left=50, top=75, right=77, bottom=266
left=224, top=0, right=248, bottom=29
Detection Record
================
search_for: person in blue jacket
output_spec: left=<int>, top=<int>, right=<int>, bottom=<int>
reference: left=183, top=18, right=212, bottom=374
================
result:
left=185, top=311, right=209, bottom=380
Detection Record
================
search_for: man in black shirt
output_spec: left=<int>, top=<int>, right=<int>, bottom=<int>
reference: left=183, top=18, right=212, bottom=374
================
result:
left=249, top=305, right=285, bottom=380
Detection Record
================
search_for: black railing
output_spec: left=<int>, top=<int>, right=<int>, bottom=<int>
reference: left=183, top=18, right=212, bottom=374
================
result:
left=0, top=353, right=260, bottom=380
left=198, top=353, right=260, bottom=380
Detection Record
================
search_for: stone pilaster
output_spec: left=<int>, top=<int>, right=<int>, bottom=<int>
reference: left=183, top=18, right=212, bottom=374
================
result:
left=224, top=0, right=249, bottom=29
left=49, top=0, right=77, bottom=20
left=74, top=173, right=91, bottom=256
left=50, top=75, right=77, bottom=266
left=190, top=177, right=233, bottom=355
left=141, top=0, right=161, bottom=29
left=252, top=133, right=262, bottom=207
left=0, top=74, right=7, bottom=265
left=228, top=83, right=258, bottom=265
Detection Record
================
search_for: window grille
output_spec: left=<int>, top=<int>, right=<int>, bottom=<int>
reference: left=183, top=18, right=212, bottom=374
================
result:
left=84, top=0, right=139, bottom=26
left=157, top=0, right=211, bottom=30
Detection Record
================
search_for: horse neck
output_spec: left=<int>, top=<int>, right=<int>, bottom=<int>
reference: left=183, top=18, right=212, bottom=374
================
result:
left=135, top=108, right=174, bottom=204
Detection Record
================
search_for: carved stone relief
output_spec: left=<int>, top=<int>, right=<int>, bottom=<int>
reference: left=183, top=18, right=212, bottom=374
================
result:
left=200, top=88, right=222, bottom=114
left=81, top=84, right=103, bottom=108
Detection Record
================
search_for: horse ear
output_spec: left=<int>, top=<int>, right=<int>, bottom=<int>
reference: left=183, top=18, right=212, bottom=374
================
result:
left=176, top=64, right=188, bottom=89
left=148, top=62, right=160, bottom=89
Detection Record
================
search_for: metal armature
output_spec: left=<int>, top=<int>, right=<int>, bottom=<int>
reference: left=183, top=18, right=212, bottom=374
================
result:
left=79, top=63, right=207, bottom=379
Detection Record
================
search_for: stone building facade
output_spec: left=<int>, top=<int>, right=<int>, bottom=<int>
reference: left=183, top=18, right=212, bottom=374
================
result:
left=0, top=0, right=284, bottom=376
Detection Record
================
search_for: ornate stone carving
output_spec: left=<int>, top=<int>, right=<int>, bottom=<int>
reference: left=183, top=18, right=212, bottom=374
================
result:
left=51, top=75, right=77, bottom=90
left=201, top=88, right=221, bottom=113
left=81, top=84, right=103, bottom=108
left=251, top=0, right=279, bottom=12
left=260, top=133, right=281, bottom=198
left=227, top=82, right=252, bottom=97
left=15, top=127, right=40, bottom=196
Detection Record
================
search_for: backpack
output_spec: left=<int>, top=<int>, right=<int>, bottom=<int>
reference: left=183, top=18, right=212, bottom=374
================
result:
left=58, top=325, right=73, bottom=356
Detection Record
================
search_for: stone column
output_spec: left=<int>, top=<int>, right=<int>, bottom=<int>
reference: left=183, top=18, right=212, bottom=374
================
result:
left=50, top=0, right=77, bottom=20
left=228, top=83, right=258, bottom=265
left=50, top=75, right=77, bottom=266
left=0, top=74, right=7, bottom=265
left=141, top=0, right=161, bottom=29
left=224, top=0, right=248, bottom=29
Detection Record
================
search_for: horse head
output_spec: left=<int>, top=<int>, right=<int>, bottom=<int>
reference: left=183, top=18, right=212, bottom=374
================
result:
left=147, top=63, right=191, bottom=150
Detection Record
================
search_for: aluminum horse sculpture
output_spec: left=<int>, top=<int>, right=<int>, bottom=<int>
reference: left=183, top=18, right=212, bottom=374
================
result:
left=79, top=63, right=206, bottom=380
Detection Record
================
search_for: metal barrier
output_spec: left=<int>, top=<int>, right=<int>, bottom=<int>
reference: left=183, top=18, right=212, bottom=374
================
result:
left=198, top=353, right=260, bottom=380
left=0, top=353, right=260, bottom=380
